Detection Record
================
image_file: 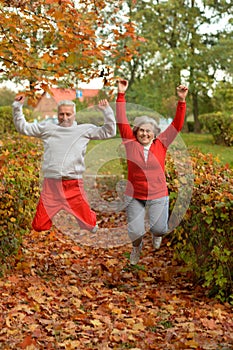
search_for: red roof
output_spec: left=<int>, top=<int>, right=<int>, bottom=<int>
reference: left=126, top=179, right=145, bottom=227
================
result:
left=49, top=88, right=76, bottom=103
left=81, top=89, right=99, bottom=98
left=47, top=88, right=100, bottom=103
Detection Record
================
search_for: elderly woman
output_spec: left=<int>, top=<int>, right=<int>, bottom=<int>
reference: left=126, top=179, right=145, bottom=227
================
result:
left=116, top=79, right=188, bottom=265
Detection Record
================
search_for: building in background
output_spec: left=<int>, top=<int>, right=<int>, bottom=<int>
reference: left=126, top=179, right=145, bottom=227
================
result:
left=34, top=87, right=100, bottom=121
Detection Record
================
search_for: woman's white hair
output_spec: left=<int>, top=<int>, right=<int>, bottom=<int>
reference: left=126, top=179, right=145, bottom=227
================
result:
left=133, top=116, right=161, bottom=136
left=58, top=100, right=76, bottom=115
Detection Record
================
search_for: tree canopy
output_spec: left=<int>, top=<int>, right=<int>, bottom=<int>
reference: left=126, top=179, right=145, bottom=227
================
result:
left=0, top=0, right=232, bottom=125
left=0, top=0, right=139, bottom=99
left=111, top=0, right=233, bottom=131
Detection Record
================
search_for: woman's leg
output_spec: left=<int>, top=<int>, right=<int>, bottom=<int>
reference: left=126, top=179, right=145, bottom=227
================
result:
left=147, top=196, right=169, bottom=249
left=125, top=196, right=146, bottom=264
left=125, top=196, right=146, bottom=244
left=148, top=196, right=169, bottom=235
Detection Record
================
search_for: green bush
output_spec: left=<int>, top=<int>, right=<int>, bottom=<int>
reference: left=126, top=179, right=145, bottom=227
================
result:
left=76, top=105, right=162, bottom=126
left=167, top=150, right=233, bottom=302
left=201, top=112, right=233, bottom=147
left=0, top=106, right=16, bottom=134
left=0, top=105, right=35, bottom=135
left=0, top=133, right=42, bottom=273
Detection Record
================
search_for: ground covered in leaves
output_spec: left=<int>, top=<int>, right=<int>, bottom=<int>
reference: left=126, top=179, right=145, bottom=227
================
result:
left=0, top=223, right=232, bottom=350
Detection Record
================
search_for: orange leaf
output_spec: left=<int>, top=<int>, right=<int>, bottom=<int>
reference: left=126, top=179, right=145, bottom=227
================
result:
left=19, top=335, right=37, bottom=349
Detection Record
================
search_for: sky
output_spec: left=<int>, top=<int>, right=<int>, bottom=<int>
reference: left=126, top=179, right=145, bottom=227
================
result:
left=0, top=77, right=105, bottom=92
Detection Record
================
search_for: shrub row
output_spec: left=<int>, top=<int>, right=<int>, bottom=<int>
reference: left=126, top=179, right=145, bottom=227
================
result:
left=166, top=149, right=233, bottom=302
left=0, top=134, right=42, bottom=274
left=0, top=106, right=35, bottom=136
left=0, top=106, right=16, bottom=135
left=201, top=112, right=233, bottom=147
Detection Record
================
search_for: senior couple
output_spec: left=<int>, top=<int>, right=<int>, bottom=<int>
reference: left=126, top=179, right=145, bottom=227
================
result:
left=13, top=80, right=188, bottom=265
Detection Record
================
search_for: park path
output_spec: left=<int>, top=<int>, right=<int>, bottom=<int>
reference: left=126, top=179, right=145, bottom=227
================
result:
left=0, top=220, right=232, bottom=349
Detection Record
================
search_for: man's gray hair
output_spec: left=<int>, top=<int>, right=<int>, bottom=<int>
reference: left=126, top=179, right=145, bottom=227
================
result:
left=133, top=116, right=161, bottom=136
left=58, top=100, right=76, bottom=115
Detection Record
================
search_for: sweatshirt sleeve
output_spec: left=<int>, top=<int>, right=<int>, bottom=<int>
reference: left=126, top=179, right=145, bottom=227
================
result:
left=87, top=104, right=116, bottom=140
left=157, top=101, right=186, bottom=148
left=12, top=101, right=47, bottom=138
left=116, top=92, right=134, bottom=141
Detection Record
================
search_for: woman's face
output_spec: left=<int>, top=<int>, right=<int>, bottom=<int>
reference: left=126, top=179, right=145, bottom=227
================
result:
left=136, top=123, right=155, bottom=145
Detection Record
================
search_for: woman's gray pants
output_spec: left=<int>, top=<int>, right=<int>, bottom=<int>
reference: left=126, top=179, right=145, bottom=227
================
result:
left=125, top=195, right=169, bottom=242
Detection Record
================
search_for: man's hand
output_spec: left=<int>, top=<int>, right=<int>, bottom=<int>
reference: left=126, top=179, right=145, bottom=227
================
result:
left=14, top=94, right=25, bottom=104
left=176, top=85, right=188, bottom=101
left=97, top=99, right=109, bottom=111
left=117, top=78, right=128, bottom=93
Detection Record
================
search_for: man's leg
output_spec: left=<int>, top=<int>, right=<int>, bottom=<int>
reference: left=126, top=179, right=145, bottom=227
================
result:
left=32, top=179, right=61, bottom=232
left=32, top=196, right=53, bottom=231
left=63, top=180, right=97, bottom=231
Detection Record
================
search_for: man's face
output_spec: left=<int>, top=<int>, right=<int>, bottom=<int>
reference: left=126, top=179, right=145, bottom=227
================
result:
left=136, top=123, right=155, bottom=145
left=58, top=105, right=75, bottom=127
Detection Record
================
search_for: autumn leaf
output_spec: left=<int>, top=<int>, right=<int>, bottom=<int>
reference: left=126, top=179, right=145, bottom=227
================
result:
left=19, top=335, right=37, bottom=349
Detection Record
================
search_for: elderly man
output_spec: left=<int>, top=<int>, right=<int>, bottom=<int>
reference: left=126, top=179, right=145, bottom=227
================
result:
left=12, top=96, right=116, bottom=233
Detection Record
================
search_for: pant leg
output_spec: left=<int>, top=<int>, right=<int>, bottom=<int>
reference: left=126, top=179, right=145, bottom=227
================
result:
left=63, top=179, right=96, bottom=231
left=32, top=196, right=53, bottom=231
left=32, top=179, right=61, bottom=231
left=147, top=196, right=169, bottom=236
left=125, top=195, right=146, bottom=242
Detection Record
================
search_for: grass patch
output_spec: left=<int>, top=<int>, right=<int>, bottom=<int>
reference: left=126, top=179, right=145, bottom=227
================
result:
left=86, top=139, right=126, bottom=175
left=181, top=133, right=232, bottom=168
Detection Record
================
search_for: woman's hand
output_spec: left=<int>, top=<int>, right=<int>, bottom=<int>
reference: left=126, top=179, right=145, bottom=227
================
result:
left=117, top=79, right=128, bottom=93
left=176, top=85, right=188, bottom=101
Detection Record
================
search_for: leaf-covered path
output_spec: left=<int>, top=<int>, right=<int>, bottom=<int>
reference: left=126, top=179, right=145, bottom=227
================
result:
left=0, top=224, right=232, bottom=350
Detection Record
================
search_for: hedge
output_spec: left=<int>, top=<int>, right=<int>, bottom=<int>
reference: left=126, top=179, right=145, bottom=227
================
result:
left=201, top=112, right=233, bottom=147
left=167, top=150, right=233, bottom=302
left=0, top=106, right=16, bottom=134
left=0, top=105, right=35, bottom=136
left=0, top=134, right=42, bottom=274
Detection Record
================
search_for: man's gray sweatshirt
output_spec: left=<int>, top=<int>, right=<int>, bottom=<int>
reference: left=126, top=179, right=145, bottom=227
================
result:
left=12, top=102, right=116, bottom=179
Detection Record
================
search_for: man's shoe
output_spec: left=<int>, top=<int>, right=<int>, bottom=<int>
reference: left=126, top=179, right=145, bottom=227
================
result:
left=90, top=225, right=98, bottom=233
left=152, top=236, right=162, bottom=250
left=130, top=241, right=143, bottom=265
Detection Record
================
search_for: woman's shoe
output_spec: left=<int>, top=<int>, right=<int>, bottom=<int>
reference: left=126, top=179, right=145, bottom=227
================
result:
left=130, top=241, right=143, bottom=265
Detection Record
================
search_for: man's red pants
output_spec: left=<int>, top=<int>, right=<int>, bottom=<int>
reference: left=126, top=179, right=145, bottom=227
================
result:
left=32, top=178, right=96, bottom=232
